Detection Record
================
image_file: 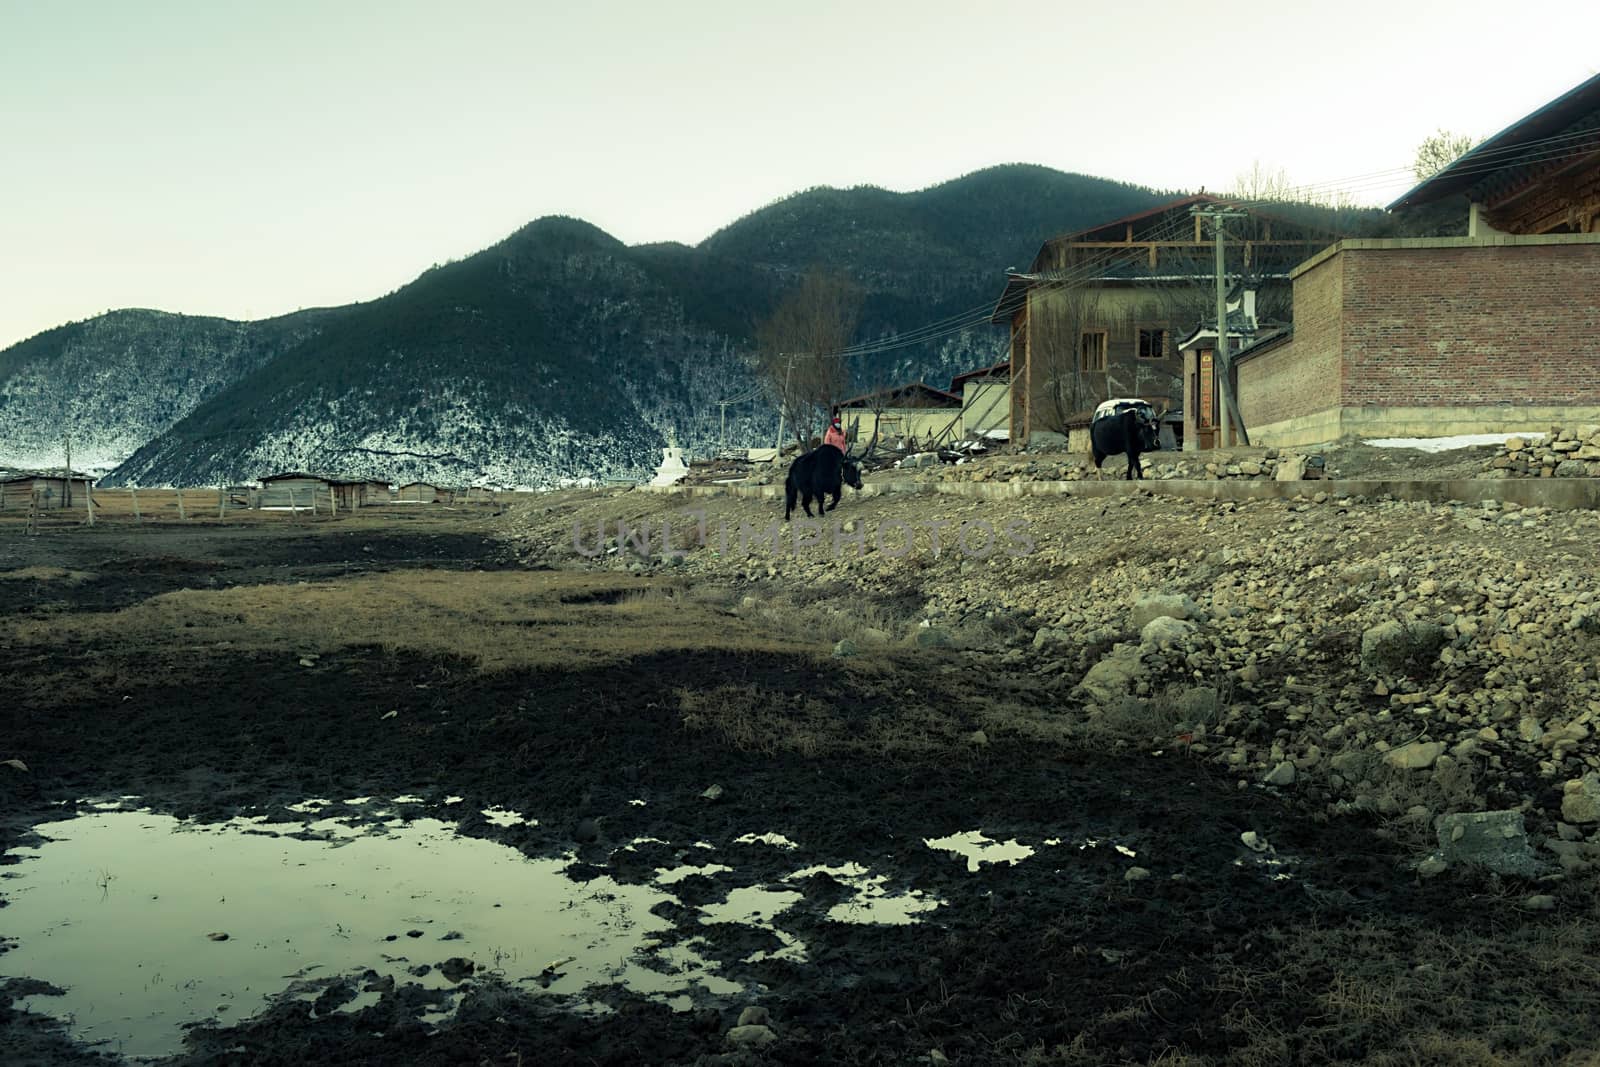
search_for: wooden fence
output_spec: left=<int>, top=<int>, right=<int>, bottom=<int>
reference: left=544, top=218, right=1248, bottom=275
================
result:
left=1, top=486, right=514, bottom=533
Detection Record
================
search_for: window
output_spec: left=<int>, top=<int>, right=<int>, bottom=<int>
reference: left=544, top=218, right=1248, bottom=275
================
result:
left=1079, top=330, right=1107, bottom=372
left=1137, top=327, right=1168, bottom=359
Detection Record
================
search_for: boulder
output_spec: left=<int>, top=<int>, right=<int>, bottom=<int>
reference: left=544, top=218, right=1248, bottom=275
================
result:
left=1385, top=740, right=1446, bottom=770
left=1274, top=454, right=1308, bottom=481
left=1077, top=644, right=1148, bottom=704
left=1561, top=772, right=1600, bottom=824
left=1433, top=810, right=1541, bottom=877
left=1140, top=616, right=1197, bottom=649
left=1130, top=593, right=1202, bottom=631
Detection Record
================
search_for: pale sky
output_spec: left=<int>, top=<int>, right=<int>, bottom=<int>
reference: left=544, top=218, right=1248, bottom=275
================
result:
left=3, top=0, right=1598, bottom=353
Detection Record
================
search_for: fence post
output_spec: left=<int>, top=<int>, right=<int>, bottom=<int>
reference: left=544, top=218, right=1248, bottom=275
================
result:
left=330, top=487, right=337, bottom=517
left=218, top=487, right=226, bottom=520
left=131, top=486, right=141, bottom=522
left=84, top=483, right=94, bottom=527
left=27, top=488, right=40, bottom=535
left=177, top=488, right=186, bottom=521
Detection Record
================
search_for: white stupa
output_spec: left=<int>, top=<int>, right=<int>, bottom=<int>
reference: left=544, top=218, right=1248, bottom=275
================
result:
left=648, top=429, right=690, bottom=487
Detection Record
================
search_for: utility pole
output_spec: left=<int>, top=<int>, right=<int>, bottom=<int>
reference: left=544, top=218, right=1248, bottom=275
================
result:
left=1192, top=206, right=1250, bottom=447
left=773, top=354, right=794, bottom=454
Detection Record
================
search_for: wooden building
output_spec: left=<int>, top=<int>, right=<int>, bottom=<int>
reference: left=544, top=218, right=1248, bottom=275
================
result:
left=990, top=195, right=1337, bottom=446
left=258, top=473, right=332, bottom=509
left=1229, top=72, right=1600, bottom=447
left=838, top=382, right=963, bottom=449
left=329, top=479, right=392, bottom=509
left=0, top=470, right=95, bottom=510
left=396, top=481, right=444, bottom=503
left=1391, top=71, right=1600, bottom=237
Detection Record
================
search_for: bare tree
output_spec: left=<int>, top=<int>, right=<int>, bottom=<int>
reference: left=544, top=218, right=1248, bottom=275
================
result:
left=1414, top=129, right=1477, bottom=182
left=755, top=268, right=862, bottom=449
left=1230, top=161, right=1295, bottom=203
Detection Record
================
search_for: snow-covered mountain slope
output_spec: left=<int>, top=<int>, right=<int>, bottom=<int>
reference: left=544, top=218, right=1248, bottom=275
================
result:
left=0, top=308, right=336, bottom=474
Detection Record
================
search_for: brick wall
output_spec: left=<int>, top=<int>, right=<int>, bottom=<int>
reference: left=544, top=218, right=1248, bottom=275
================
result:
left=1238, top=254, right=1343, bottom=426
left=1340, top=243, right=1600, bottom=406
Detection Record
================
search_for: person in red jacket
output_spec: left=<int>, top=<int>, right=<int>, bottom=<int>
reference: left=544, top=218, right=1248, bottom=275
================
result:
left=823, top=413, right=848, bottom=454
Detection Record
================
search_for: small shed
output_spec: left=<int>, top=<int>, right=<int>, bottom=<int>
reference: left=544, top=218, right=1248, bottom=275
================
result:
left=259, top=472, right=332, bottom=509
left=1, top=470, right=96, bottom=510
left=396, top=481, right=444, bottom=503
left=328, top=479, right=392, bottom=510
left=839, top=382, right=964, bottom=450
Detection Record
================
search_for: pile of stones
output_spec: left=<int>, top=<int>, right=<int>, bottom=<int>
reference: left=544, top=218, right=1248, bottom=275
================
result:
left=1483, top=427, right=1600, bottom=478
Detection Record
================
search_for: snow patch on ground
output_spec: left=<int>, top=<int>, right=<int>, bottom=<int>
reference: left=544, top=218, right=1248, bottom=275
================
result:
left=1365, top=432, right=1546, bottom=453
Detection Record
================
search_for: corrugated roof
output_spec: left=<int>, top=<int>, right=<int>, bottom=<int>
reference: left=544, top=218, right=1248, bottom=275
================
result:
left=838, top=381, right=962, bottom=409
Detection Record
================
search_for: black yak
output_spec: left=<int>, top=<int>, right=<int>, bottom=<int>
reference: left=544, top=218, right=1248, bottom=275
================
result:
left=1090, top=400, right=1161, bottom=481
left=784, top=446, right=862, bottom=520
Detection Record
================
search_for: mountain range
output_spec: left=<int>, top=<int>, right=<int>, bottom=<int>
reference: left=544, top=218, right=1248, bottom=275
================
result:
left=0, top=165, right=1313, bottom=487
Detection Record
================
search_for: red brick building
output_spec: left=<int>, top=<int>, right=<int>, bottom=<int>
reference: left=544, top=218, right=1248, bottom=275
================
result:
left=1193, top=72, right=1600, bottom=448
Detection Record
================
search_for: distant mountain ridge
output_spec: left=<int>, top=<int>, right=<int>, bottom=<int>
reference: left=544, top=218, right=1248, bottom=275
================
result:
left=0, top=165, right=1173, bottom=487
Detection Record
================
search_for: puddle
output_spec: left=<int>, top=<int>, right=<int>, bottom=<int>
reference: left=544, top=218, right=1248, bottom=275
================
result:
left=734, top=832, right=799, bottom=849
left=481, top=806, right=535, bottom=827
left=925, top=830, right=1038, bottom=872
left=0, top=808, right=742, bottom=1060
left=788, top=863, right=940, bottom=925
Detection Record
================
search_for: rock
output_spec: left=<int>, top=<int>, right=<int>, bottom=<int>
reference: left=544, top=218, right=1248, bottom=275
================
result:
left=1241, top=831, right=1271, bottom=853
left=1434, top=810, right=1541, bottom=877
left=1275, top=455, right=1308, bottom=481
left=832, top=639, right=858, bottom=659
left=1077, top=645, right=1148, bottom=704
left=914, top=627, right=954, bottom=649
left=1130, top=594, right=1201, bottom=631
left=1416, top=855, right=1449, bottom=878
left=1263, top=761, right=1297, bottom=786
left=438, top=957, right=476, bottom=982
left=1561, top=772, right=1600, bottom=823
left=701, top=784, right=725, bottom=801
left=206, top=931, right=230, bottom=942
left=726, top=1024, right=778, bottom=1048
left=1124, top=866, right=1152, bottom=882
left=968, top=729, right=989, bottom=747
left=1385, top=740, right=1446, bottom=770
left=1140, top=615, right=1197, bottom=648
left=1524, top=894, right=1558, bottom=911
left=737, top=1006, right=772, bottom=1028
left=1, top=758, right=28, bottom=772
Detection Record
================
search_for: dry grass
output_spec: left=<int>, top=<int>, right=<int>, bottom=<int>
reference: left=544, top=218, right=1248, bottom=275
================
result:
left=1, top=569, right=820, bottom=674
left=0, top=565, right=91, bottom=583
left=676, top=682, right=969, bottom=759
left=1205, top=914, right=1600, bottom=1066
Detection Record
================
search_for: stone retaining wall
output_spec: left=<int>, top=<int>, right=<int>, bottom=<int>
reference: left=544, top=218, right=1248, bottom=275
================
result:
left=1484, top=426, right=1600, bottom=478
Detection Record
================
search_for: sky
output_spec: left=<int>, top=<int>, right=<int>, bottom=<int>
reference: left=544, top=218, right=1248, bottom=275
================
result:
left=3, top=0, right=1598, bottom=353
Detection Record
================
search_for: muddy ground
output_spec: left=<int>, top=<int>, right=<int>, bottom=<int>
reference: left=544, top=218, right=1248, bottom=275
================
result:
left=5, top=509, right=1600, bottom=1066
